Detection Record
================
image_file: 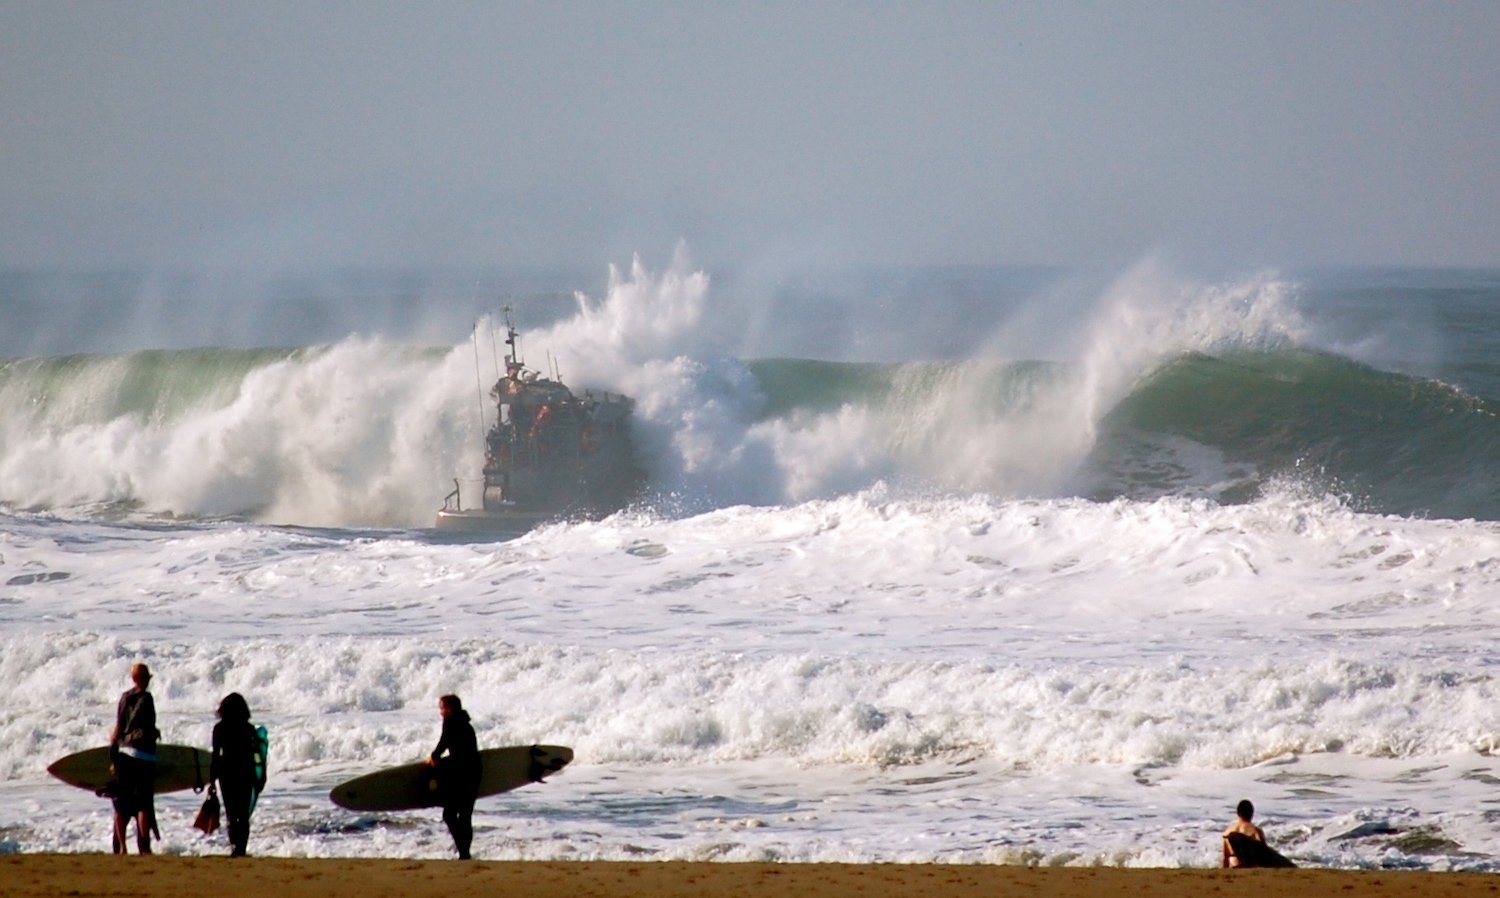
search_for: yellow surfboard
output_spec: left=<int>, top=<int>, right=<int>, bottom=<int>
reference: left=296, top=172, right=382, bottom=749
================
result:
left=48, top=744, right=211, bottom=795
left=330, top=744, right=572, bottom=811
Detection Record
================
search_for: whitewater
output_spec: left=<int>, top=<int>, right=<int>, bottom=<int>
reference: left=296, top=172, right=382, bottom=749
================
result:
left=3, top=256, right=1500, bottom=869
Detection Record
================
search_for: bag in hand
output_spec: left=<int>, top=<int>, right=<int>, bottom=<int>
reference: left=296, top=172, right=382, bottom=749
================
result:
left=193, top=788, right=221, bottom=835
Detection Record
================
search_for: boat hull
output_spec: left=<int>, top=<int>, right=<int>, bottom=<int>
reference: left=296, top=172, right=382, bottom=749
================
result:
left=433, top=507, right=559, bottom=532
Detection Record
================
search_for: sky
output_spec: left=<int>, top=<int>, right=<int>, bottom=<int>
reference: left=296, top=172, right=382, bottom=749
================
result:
left=3, top=0, right=1498, bottom=274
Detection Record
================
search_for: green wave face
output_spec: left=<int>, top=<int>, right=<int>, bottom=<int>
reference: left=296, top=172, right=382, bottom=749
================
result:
left=747, top=351, right=1500, bottom=521
left=3, top=344, right=1498, bottom=523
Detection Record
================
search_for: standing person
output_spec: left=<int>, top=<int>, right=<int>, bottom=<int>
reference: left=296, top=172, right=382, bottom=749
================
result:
left=209, top=692, right=265, bottom=857
left=428, top=694, right=481, bottom=859
left=109, top=662, right=159, bottom=855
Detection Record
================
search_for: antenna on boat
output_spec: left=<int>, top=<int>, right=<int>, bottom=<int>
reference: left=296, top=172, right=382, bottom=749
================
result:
left=488, top=297, right=505, bottom=385
left=502, top=304, right=523, bottom=374
left=470, top=320, right=487, bottom=435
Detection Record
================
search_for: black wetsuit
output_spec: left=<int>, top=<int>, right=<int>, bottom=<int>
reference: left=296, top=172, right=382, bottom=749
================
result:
left=431, top=711, right=481, bottom=859
left=211, top=719, right=262, bottom=856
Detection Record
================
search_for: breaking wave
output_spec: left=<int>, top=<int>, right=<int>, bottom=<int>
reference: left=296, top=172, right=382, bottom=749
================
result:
left=2, top=257, right=1494, bottom=524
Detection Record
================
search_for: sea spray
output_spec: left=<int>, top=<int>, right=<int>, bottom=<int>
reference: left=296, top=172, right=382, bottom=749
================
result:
left=2, top=259, right=1496, bottom=525
left=771, top=261, right=1308, bottom=499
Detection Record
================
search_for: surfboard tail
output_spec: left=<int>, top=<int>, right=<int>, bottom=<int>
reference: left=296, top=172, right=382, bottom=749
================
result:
left=527, top=744, right=568, bottom=782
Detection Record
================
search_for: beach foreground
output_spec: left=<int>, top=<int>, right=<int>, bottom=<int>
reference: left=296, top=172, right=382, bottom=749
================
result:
left=2, top=856, right=1496, bottom=898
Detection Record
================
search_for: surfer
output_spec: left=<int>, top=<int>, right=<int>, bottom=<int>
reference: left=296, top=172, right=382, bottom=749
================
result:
left=1221, top=798, right=1292, bottom=868
left=428, top=694, right=481, bottom=859
left=209, top=693, right=266, bottom=857
left=109, top=662, right=160, bottom=855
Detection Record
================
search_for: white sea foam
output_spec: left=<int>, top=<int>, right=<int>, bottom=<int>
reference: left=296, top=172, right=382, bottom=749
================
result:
left=3, top=260, right=1497, bottom=866
left=4, top=489, right=1500, bottom=866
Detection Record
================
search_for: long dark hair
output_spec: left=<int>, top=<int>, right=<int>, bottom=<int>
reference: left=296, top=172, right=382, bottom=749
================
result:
left=217, top=692, right=251, bottom=723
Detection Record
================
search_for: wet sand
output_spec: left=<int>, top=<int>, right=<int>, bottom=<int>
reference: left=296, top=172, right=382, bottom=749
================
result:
left=2, top=855, right=1497, bottom=898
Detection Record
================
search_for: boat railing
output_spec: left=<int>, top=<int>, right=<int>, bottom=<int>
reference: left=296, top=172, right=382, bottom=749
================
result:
left=442, top=478, right=463, bottom=512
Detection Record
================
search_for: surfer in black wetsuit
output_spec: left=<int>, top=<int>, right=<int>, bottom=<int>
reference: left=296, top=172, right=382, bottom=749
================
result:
left=429, top=694, right=481, bottom=859
left=109, top=662, right=159, bottom=854
left=209, top=692, right=265, bottom=857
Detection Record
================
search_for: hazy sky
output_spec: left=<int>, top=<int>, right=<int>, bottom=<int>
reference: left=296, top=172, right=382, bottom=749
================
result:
left=3, top=1, right=1498, bottom=272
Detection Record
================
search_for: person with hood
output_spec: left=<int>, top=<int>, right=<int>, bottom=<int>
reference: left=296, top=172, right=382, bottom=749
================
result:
left=428, top=694, right=481, bottom=859
left=109, top=662, right=159, bottom=854
left=209, top=692, right=266, bottom=857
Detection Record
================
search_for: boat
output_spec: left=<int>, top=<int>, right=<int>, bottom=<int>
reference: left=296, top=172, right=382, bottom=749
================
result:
left=436, top=310, right=642, bottom=531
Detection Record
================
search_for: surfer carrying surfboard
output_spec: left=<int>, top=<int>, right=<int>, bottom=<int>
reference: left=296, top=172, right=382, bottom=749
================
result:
left=427, top=694, right=481, bottom=859
left=209, top=692, right=266, bottom=857
left=109, top=662, right=160, bottom=855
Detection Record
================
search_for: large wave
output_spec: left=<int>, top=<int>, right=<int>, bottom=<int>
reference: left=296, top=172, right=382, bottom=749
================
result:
left=3, top=256, right=1491, bottom=525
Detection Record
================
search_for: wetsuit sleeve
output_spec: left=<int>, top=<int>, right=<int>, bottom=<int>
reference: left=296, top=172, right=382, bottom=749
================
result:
left=209, top=722, right=221, bottom=784
left=140, top=693, right=157, bottom=745
left=111, top=693, right=127, bottom=749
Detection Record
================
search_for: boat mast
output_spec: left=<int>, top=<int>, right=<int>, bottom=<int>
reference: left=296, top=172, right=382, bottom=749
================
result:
left=470, top=321, right=487, bottom=435
left=502, top=305, right=523, bottom=376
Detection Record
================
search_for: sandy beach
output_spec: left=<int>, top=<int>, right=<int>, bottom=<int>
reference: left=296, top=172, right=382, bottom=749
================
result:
left=2, top=856, right=1496, bottom=898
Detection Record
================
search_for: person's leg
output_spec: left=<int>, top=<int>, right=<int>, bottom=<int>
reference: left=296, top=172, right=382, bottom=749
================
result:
left=111, top=808, right=128, bottom=854
left=136, top=794, right=154, bottom=853
left=229, top=818, right=249, bottom=855
left=112, top=758, right=142, bottom=854
left=133, top=809, right=152, bottom=853
left=225, top=783, right=253, bottom=856
left=455, top=810, right=471, bottom=859
left=454, top=793, right=476, bottom=859
left=442, top=804, right=460, bottom=855
left=133, top=759, right=156, bottom=853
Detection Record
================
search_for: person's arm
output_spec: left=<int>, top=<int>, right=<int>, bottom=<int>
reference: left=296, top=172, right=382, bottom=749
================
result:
left=208, top=723, right=220, bottom=785
left=141, top=693, right=157, bottom=743
left=1221, top=834, right=1232, bottom=868
left=430, top=720, right=450, bottom=765
left=110, top=694, right=124, bottom=748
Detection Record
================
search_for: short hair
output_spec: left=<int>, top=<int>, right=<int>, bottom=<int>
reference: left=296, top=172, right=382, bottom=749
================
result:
left=440, top=694, right=463, bottom=711
left=1236, top=799, right=1255, bottom=820
left=130, top=662, right=152, bottom=684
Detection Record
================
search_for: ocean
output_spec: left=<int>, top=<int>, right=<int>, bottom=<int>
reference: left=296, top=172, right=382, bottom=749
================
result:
left=2, top=257, right=1499, bottom=868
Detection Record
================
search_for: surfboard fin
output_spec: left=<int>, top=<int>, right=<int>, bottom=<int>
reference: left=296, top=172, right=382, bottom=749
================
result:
left=527, top=745, right=550, bottom=782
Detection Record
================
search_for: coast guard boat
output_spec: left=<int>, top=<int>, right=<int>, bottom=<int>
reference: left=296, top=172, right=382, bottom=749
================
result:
left=436, top=311, right=641, bottom=531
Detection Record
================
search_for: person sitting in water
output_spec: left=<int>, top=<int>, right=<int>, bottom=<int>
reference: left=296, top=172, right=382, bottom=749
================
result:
left=1222, top=799, right=1265, bottom=867
left=1221, top=799, right=1294, bottom=868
